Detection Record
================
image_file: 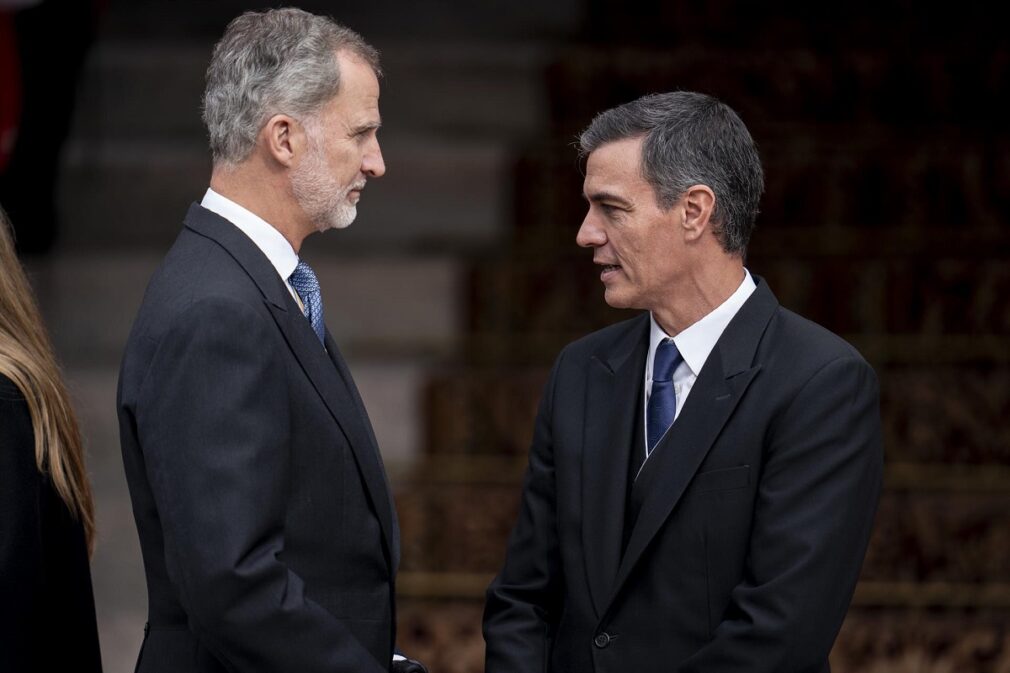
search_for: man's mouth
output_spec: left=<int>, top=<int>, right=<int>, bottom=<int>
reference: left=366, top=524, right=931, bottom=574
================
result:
left=348, top=182, right=367, bottom=201
left=599, top=263, right=621, bottom=281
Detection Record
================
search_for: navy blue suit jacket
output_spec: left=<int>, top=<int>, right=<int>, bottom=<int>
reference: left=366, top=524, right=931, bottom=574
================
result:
left=118, top=204, right=399, bottom=672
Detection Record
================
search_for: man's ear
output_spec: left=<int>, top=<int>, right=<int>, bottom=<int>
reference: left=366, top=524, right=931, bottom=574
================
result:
left=681, top=184, right=715, bottom=242
left=260, top=114, right=304, bottom=168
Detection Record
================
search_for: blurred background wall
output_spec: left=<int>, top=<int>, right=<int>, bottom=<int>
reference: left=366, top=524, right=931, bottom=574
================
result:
left=2, top=0, right=1008, bottom=671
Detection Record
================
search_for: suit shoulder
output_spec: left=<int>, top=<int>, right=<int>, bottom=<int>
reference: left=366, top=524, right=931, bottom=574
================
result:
left=558, top=313, right=649, bottom=361
left=765, top=306, right=870, bottom=373
left=120, top=229, right=281, bottom=388
left=130, top=230, right=268, bottom=337
left=153, top=229, right=262, bottom=302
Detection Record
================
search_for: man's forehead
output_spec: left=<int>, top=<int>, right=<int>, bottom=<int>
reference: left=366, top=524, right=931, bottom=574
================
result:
left=584, top=138, right=645, bottom=190
left=587, top=137, right=643, bottom=169
left=325, top=57, right=382, bottom=124
left=336, top=50, right=380, bottom=87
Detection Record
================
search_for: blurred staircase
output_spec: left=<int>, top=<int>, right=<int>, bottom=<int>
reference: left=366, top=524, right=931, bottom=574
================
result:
left=26, top=2, right=1010, bottom=672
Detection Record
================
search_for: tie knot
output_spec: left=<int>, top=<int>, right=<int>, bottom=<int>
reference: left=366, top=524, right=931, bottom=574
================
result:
left=289, top=259, right=320, bottom=295
left=653, top=339, right=682, bottom=382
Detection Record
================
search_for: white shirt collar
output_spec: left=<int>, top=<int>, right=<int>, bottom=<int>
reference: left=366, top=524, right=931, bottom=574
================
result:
left=648, top=269, right=757, bottom=378
left=201, top=188, right=299, bottom=282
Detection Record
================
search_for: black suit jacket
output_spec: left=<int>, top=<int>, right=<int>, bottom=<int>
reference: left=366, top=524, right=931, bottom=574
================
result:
left=118, top=204, right=399, bottom=673
left=484, top=278, right=883, bottom=673
left=1, top=374, right=103, bottom=672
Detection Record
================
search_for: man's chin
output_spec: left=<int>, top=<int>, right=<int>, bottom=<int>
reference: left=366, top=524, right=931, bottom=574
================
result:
left=602, top=287, right=632, bottom=309
left=316, top=206, right=358, bottom=232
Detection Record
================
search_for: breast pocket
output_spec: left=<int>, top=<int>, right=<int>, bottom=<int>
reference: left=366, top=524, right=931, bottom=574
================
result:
left=691, top=465, right=751, bottom=494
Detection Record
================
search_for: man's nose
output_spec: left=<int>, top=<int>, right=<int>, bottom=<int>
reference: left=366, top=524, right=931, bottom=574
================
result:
left=363, top=139, right=385, bottom=178
left=576, top=211, right=605, bottom=248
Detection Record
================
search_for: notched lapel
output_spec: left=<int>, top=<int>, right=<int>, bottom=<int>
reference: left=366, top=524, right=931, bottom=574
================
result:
left=606, top=278, right=782, bottom=607
left=582, top=319, right=648, bottom=618
left=324, top=332, right=400, bottom=570
left=612, top=349, right=761, bottom=601
left=268, top=302, right=398, bottom=572
left=184, top=203, right=399, bottom=568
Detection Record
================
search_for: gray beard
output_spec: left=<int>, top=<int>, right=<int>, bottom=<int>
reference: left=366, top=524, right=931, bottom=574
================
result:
left=291, top=147, right=359, bottom=232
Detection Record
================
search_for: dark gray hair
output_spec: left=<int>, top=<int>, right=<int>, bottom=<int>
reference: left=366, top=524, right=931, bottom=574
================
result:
left=202, top=7, right=381, bottom=165
left=579, top=91, right=764, bottom=256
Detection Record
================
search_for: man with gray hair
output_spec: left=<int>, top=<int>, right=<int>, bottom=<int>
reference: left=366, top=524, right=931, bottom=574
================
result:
left=118, top=8, right=425, bottom=673
left=483, top=91, right=882, bottom=671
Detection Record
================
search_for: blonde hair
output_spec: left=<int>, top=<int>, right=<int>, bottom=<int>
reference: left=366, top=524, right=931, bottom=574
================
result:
left=0, top=205, right=95, bottom=554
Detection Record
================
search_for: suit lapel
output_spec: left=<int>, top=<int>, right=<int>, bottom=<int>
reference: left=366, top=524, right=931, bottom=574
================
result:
left=184, top=204, right=398, bottom=571
left=606, top=279, right=779, bottom=609
left=267, top=307, right=399, bottom=572
left=582, top=315, right=649, bottom=618
left=323, top=331, right=400, bottom=570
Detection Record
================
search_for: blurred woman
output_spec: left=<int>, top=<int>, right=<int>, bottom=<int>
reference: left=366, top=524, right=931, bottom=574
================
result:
left=0, top=204, right=102, bottom=671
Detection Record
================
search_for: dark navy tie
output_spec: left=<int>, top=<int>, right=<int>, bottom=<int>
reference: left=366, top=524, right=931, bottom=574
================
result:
left=646, top=339, right=683, bottom=456
left=289, top=260, right=326, bottom=345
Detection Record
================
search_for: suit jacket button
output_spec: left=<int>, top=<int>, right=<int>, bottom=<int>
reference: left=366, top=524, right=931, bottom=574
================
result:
left=594, top=632, right=611, bottom=648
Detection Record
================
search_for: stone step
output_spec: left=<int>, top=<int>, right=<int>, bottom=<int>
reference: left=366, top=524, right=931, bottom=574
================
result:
left=70, top=41, right=211, bottom=144
left=98, top=0, right=583, bottom=42
left=58, top=31, right=553, bottom=253
left=26, top=251, right=463, bottom=366
left=67, top=367, right=146, bottom=673
left=70, top=38, right=549, bottom=144
left=57, top=131, right=515, bottom=251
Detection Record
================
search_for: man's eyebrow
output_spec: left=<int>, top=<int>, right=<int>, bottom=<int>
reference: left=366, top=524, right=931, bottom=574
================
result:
left=353, top=119, right=382, bottom=134
left=583, top=190, right=632, bottom=207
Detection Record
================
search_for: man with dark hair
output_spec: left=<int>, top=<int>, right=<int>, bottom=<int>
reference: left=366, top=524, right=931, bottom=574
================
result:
left=483, top=91, right=882, bottom=672
left=118, top=8, right=424, bottom=673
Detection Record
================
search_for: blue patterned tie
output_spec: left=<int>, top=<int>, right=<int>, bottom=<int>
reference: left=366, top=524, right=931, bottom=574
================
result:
left=646, top=339, right=683, bottom=456
left=289, top=260, right=326, bottom=345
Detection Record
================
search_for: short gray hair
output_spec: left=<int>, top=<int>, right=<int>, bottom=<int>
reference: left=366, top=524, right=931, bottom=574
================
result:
left=202, top=7, right=381, bottom=165
left=579, top=91, right=764, bottom=256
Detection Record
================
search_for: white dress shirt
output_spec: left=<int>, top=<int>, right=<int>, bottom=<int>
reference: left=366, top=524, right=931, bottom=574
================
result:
left=201, top=188, right=302, bottom=307
left=642, top=269, right=757, bottom=461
